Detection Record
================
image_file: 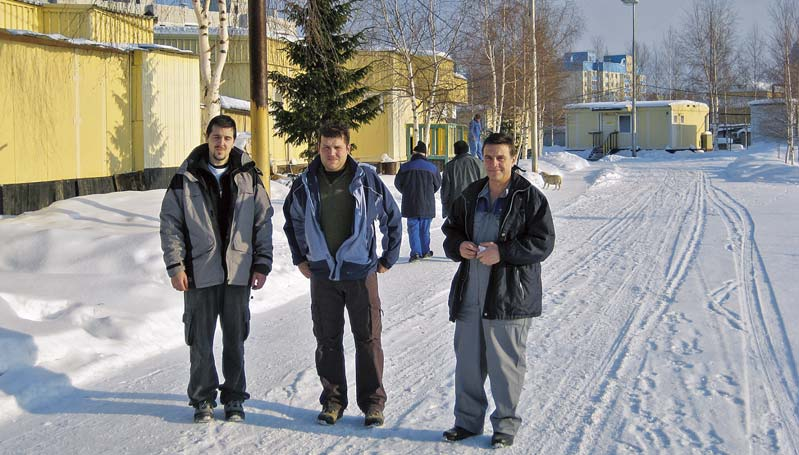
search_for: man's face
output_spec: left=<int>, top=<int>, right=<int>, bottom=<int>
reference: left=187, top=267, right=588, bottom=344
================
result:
left=207, top=126, right=236, bottom=166
left=483, top=143, right=515, bottom=185
left=318, top=135, right=350, bottom=172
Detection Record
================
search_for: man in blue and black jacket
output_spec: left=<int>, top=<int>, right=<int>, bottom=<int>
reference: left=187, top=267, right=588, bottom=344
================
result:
left=395, top=141, right=441, bottom=261
left=283, top=123, right=402, bottom=428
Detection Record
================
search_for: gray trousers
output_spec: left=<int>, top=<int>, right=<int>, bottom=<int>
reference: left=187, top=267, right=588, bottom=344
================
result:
left=454, top=310, right=531, bottom=435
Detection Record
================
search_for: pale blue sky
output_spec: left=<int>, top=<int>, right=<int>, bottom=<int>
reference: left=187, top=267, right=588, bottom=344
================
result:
left=575, top=0, right=770, bottom=54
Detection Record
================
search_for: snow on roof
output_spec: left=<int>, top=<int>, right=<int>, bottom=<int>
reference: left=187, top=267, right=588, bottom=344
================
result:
left=154, top=25, right=298, bottom=41
left=748, top=98, right=795, bottom=106
left=2, top=29, right=192, bottom=54
left=360, top=45, right=453, bottom=60
left=564, top=100, right=708, bottom=110
left=221, top=96, right=251, bottom=112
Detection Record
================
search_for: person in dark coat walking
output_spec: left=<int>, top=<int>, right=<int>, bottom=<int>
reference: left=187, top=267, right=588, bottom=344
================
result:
left=160, top=115, right=274, bottom=423
left=283, top=123, right=402, bottom=428
left=395, top=141, right=441, bottom=261
left=441, top=133, right=555, bottom=448
left=441, top=140, right=485, bottom=218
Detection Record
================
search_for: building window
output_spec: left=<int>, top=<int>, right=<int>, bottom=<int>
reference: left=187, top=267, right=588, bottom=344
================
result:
left=673, top=115, right=678, bottom=123
left=619, top=115, right=631, bottom=133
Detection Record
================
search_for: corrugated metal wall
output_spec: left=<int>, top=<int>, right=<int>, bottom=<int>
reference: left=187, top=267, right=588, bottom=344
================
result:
left=0, top=0, right=40, bottom=31
left=137, top=51, right=200, bottom=169
left=0, top=31, right=199, bottom=185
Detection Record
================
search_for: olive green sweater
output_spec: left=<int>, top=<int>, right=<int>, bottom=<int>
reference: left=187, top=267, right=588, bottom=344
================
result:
left=318, top=166, right=355, bottom=257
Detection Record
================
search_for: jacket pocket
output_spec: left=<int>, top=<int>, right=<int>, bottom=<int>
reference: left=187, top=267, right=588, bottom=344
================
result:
left=242, top=305, right=251, bottom=341
left=182, top=310, right=194, bottom=346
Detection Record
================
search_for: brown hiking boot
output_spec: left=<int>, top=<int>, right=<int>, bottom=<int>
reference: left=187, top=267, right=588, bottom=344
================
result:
left=317, top=402, right=344, bottom=425
left=364, top=408, right=384, bottom=427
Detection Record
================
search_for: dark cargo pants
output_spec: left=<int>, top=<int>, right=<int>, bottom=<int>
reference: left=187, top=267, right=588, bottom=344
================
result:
left=310, top=273, right=386, bottom=414
left=183, top=284, right=251, bottom=406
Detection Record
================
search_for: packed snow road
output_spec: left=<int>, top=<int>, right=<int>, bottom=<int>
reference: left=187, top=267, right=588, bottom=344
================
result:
left=1, top=150, right=797, bottom=454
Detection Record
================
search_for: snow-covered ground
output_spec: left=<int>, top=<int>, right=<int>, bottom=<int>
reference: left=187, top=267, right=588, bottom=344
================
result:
left=1, top=143, right=798, bottom=454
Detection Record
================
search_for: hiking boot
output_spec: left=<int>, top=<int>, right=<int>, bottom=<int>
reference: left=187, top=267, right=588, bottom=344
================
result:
left=409, top=254, right=422, bottom=263
left=193, top=400, right=215, bottom=423
left=224, top=400, right=245, bottom=422
left=424, top=250, right=434, bottom=258
left=443, top=426, right=478, bottom=442
left=364, top=409, right=384, bottom=427
left=317, top=402, right=344, bottom=425
left=491, top=432, right=514, bottom=448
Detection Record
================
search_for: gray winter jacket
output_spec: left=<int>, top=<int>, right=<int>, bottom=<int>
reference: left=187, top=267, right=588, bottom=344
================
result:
left=160, top=145, right=274, bottom=289
left=441, top=152, right=485, bottom=218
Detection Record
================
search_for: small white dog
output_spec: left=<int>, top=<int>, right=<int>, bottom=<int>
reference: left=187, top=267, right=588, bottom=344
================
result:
left=539, top=171, right=562, bottom=190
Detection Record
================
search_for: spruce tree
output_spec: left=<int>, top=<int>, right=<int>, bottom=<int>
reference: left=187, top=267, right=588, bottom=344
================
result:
left=269, top=0, right=382, bottom=160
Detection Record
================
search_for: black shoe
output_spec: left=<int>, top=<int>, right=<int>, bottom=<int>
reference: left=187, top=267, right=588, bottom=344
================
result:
left=193, top=400, right=215, bottom=423
left=491, top=432, right=514, bottom=448
left=443, top=426, right=478, bottom=442
left=409, top=254, right=422, bottom=263
left=364, top=408, right=384, bottom=427
left=224, top=400, right=245, bottom=422
left=317, top=402, right=344, bottom=425
left=424, top=250, right=434, bottom=258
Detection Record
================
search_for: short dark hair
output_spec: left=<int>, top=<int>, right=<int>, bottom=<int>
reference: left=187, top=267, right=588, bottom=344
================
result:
left=319, top=122, right=350, bottom=145
left=482, top=132, right=517, bottom=157
left=206, top=115, right=237, bottom=138
left=454, top=140, right=469, bottom=155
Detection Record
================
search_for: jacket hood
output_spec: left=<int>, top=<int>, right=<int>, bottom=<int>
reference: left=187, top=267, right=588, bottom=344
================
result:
left=178, top=144, right=254, bottom=175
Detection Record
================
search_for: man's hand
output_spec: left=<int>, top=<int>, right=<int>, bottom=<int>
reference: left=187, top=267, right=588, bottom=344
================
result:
left=459, top=241, right=479, bottom=260
left=171, top=271, right=189, bottom=292
left=377, top=263, right=389, bottom=273
left=251, top=272, right=267, bottom=290
left=477, top=242, right=500, bottom=266
left=298, top=261, right=312, bottom=279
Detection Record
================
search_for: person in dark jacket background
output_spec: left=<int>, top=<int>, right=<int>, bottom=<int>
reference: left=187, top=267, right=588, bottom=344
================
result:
left=283, top=123, right=402, bottom=428
left=440, top=133, right=555, bottom=448
left=441, top=140, right=485, bottom=218
left=395, top=141, right=441, bottom=261
left=160, top=115, right=273, bottom=423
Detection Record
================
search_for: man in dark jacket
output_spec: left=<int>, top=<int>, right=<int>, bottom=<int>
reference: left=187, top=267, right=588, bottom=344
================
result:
left=283, top=123, right=402, bottom=428
left=160, top=115, right=273, bottom=423
left=441, top=133, right=555, bottom=448
left=441, top=140, right=485, bottom=218
left=395, top=141, right=441, bottom=261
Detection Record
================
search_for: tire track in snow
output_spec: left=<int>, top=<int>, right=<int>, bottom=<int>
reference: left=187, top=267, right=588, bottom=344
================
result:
left=520, top=170, right=706, bottom=454
left=705, top=178, right=799, bottom=454
left=567, top=170, right=708, bottom=454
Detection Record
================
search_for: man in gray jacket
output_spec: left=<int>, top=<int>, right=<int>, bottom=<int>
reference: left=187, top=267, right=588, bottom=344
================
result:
left=441, top=140, right=485, bottom=218
left=160, top=115, right=273, bottom=423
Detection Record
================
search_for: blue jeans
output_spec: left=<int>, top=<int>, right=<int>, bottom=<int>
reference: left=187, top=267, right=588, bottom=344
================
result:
left=469, top=138, right=483, bottom=159
left=406, top=217, right=432, bottom=257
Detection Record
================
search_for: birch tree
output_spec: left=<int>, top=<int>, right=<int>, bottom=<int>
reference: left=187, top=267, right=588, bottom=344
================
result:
left=192, top=0, right=231, bottom=126
left=678, top=0, right=737, bottom=141
left=769, top=0, right=799, bottom=165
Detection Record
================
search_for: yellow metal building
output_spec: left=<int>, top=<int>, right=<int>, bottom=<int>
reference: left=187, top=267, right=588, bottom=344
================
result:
left=565, top=100, right=709, bottom=151
left=0, top=28, right=199, bottom=187
left=1, top=0, right=154, bottom=43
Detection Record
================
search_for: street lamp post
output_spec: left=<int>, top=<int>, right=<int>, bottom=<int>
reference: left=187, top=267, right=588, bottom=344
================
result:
left=621, top=0, right=638, bottom=157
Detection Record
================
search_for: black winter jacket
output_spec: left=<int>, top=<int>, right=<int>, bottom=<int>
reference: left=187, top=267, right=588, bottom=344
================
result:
left=442, top=173, right=555, bottom=321
left=394, top=154, right=441, bottom=218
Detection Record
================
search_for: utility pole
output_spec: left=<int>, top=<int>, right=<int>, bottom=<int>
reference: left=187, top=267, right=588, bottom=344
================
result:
left=250, top=0, right=271, bottom=188
left=530, top=0, right=539, bottom=172
left=621, top=0, right=638, bottom=157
